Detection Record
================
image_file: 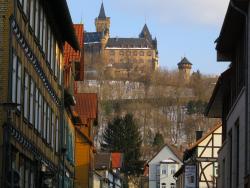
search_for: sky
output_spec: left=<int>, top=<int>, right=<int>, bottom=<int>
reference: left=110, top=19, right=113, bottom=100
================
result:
left=66, top=0, right=230, bottom=75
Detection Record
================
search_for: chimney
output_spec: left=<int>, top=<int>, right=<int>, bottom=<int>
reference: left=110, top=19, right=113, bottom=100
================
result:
left=196, top=131, right=203, bottom=141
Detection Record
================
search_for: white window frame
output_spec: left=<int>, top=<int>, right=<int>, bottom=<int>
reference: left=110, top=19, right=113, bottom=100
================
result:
left=43, top=15, right=47, bottom=53
left=50, top=34, right=55, bottom=71
left=47, top=26, right=51, bottom=63
left=17, top=61, right=22, bottom=111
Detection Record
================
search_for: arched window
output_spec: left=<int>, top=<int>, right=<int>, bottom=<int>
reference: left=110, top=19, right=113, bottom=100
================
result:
left=161, top=183, right=166, bottom=188
left=170, top=183, right=176, bottom=188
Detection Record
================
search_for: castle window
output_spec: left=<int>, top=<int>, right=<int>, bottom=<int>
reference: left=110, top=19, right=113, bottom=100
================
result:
left=147, top=51, right=152, bottom=56
left=133, top=51, right=137, bottom=56
left=139, top=51, right=144, bottom=56
left=119, top=51, right=124, bottom=56
left=109, top=50, right=115, bottom=56
left=109, top=59, right=114, bottom=64
left=126, top=51, right=131, bottom=56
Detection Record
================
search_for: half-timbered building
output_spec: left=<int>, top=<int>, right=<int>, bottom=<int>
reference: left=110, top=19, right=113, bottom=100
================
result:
left=0, top=0, right=79, bottom=187
left=174, top=124, right=222, bottom=188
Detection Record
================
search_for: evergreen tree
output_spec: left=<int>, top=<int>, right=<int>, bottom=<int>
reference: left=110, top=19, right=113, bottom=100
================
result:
left=153, top=132, right=164, bottom=148
left=101, top=114, right=143, bottom=176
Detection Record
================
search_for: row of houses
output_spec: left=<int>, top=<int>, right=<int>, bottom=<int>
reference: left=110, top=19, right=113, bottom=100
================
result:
left=143, top=123, right=222, bottom=188
left=0, top=1, right=124, bottom=187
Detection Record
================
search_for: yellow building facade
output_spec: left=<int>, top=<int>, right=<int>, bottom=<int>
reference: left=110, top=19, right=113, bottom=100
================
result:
left=0, top=0, right=79, bottom=187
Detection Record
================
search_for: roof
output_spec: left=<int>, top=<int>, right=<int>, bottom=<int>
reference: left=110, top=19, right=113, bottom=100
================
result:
left=74, top=93, right=98, bottom=124
left=188, top=123, right=222, bottom=151
left=84, top=32, right=103, bottom=44
left=173, top=165, right=184, bottom=178
left=205, top=68, right=232, bottom=118
left=64, top=24, right=84, bottom=64
left=139, top=24, right=152, bottom=41
left=98, top=2, right=107, bottom=19
left=106, top=38, right=153, bottom=48
left=149, top=143, right=183, bottom=163
left=111, top=153, right=123, bottom=169
left=95, top=153, right=111, bottom=170
left=178, top=57, right=192, bottom=66
left=45, top=0, right=80, bottom=50
left=216, top=1, right=246, bottom=59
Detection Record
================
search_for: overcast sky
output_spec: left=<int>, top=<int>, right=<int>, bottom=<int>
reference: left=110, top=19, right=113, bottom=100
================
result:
left=66, top=0, right=230, bottom=75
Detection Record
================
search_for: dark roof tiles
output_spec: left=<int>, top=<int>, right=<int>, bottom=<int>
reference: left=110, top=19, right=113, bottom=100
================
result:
left=84, top=32, right=103, bottom=43
left=106, top=38, right=153, bottom=48
left=98, top=2, right=107, bottom=19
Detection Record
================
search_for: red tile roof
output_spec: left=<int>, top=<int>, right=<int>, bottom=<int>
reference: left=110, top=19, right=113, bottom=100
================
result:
left=111, top=153, right=123, bottom=169
left=64, top=24, right=84, bottom=64
left=74, top=93, right=98, bottom=124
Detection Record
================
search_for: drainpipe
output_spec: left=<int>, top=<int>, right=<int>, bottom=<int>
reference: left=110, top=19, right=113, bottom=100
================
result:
left=230, top=0, right=249, bottom=182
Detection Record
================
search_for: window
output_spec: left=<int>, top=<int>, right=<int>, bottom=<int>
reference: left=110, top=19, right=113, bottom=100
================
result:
left=55, top=42, right=59, bottom=78
left=12, top=51, right=22, bottom=111
left=161, top=166, right=167, bottom=175
left=50, top=34, right=55, bottom=70
left=109, top=50, right=115, bottom=56
left=29, top=0, right=34, bottom=29
left=59, top=53, right=63, bottom=85
left=139, top=51, right=144, bottom=56
left=51, top=112, right=55, bottom=149
left=55, top=117, right=59, bottom=152
left=170, top=165, right=176, bottom=175
left=161, top=183, right=166, bottom=188
left=17, top=61, right=22, bottom=111
left=119, top=51, right=124, bottom=56
left=34, top=88, right=39, bottom=130
left=29, top=78, right=34, bottom=124
left=24, top=72, right=29, bottom=119
left=133, top=51, right=137, bottom=56
left=170, top=183, right=175, bottom=188
left=34, top=0, right=39, bottom=38
left=47, top=26, right=51, bottom=63
left=38, top=93, right=42, bottom=133
left=46, top=106, right=51, bottom=144
left=11, top=51, right=17, bottom=103
left=39, top=8, right=43, bottom=46
left=42, top=15, right=47, bottom=53
left=147, top=51, right=152, bottom=56
left=43, top=101, right=47, bottom=139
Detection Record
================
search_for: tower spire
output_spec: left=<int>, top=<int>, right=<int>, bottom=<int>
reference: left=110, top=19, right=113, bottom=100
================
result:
left=98, top=2, right=106, bottom=19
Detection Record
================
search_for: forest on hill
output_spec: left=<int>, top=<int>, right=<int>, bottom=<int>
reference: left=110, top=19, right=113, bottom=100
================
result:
left=78, top=68, right=219, bottom=159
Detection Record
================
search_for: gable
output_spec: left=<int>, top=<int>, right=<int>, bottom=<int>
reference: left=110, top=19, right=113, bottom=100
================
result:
left=149, top=146, right=182, bottom=165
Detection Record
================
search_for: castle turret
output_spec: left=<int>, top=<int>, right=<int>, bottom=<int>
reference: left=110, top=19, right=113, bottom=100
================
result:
left=139, top=24, right=152, bottom=41
left=178, top=57, right=192, bottom=82
left=95, top=3, right=110, bottom=34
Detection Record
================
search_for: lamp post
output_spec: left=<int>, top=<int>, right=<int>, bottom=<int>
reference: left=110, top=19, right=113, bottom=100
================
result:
left=0, top=102, right=20, bottom=188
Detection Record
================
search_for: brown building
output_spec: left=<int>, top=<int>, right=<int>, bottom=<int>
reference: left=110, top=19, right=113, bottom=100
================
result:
left=84, top=3, right=159, bottom=81
left=0, top=0, right=79, bottom=187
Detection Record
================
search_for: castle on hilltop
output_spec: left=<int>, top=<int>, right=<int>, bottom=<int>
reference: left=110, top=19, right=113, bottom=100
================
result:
left=84, top=3, right=159, bottom=80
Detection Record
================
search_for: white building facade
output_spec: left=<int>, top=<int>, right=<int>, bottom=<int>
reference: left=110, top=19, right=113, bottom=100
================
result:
left=149, top=145, right=182, bottom=188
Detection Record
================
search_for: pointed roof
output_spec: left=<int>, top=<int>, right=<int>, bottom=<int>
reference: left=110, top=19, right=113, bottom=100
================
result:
left=178, top=57, right=193, bottom=66
left=139, top=24, right=152, bottom=40
left=98, top=2, right=106, bottom=19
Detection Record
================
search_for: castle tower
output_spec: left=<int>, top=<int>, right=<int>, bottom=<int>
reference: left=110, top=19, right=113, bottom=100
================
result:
left=95, top=3, right=110, bottom=34
left=139, top=24, right=152, bottom=41
left=178, top=57, right=192, bottom=82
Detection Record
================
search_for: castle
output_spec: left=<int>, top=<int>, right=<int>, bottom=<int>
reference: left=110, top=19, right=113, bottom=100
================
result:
left=84, top=3, right=159, bottom=80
